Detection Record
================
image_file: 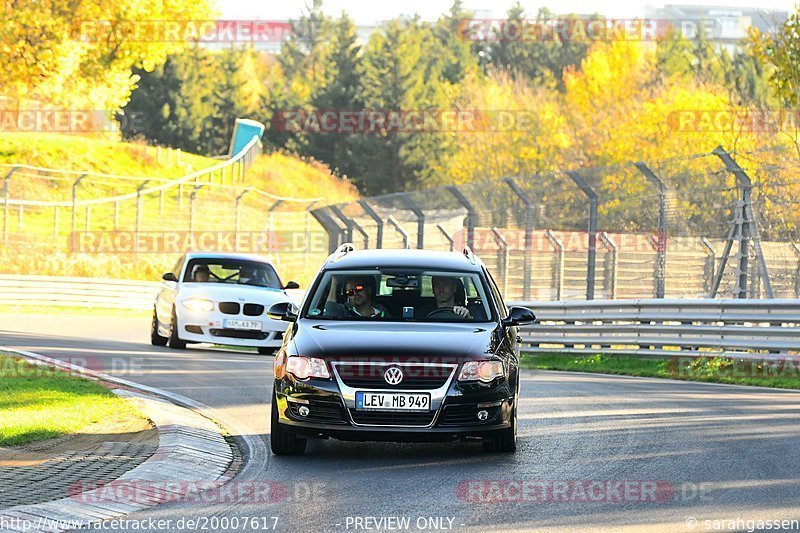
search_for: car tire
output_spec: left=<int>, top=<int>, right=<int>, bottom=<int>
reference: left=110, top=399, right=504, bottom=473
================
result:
left=167, top=307, right=187, bottom=350
left=270, top=389, right=307, bottom=455
left=150, top=310, right=168, bottom=346
left=257, top=347, right=276, bottom=356
left=483, top=402, right=517, bottom=453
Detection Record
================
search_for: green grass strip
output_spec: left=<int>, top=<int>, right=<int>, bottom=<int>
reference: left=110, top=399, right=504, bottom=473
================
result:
left=0, top=353, right=140, bottom=447
left=521, top=352, right=800, bottom=390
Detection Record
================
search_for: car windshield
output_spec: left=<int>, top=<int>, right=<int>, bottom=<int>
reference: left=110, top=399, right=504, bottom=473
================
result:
left=303, top=269, right=493, bottom=322
left=183, top=258, right=282, bottom=289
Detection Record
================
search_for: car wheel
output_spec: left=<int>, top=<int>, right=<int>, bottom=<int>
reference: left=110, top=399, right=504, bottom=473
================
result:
left=483, top=402, right=517, bottom=453
left=258, top=347, right=276, bottom=356
left=270, top=389, right=307, bottom=455
left=167, top=307, right=187, bottom=349
left=150, top=310, right=168, bottom=346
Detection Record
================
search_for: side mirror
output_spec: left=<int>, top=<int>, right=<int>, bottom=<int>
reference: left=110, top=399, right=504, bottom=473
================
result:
left=284, top=281, right=300, bottom=290
left=502, top=306, right=536, bottom=328
left=162, top=272, right=178, bottom=282
left=268, top=301, right=298, bottom=322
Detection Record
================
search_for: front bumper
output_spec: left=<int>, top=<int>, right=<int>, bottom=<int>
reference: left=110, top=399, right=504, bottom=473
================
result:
left=178, top=309, right=286, bottom=347
left=273, top=366, right=515, bottom=442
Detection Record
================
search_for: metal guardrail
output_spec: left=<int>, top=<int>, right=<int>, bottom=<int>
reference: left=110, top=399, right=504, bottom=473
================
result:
left=0, top=274, right=160, bottom=310
left=509, top=298, right=800, bottom=358
left=0, top=275, right=306, bottom=311
left=1, top=274, right=797, bottom=358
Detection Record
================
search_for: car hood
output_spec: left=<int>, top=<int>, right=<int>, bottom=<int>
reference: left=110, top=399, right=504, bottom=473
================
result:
left=291, top=320, right=502, bottom=360
left=178, top=284, right=291, bottom=304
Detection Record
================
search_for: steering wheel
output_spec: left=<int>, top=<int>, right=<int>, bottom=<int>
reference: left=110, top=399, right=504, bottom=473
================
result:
left=425, top=307, right=461, bottom=319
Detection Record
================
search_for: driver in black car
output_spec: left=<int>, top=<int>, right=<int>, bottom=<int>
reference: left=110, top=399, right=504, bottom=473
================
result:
left=431, top=275, right=473, bottom=319
left=324, top=276, right=390, bottom=318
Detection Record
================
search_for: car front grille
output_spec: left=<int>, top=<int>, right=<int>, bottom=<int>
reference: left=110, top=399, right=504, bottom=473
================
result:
left=439, top=404, right=501, bottom=426
left=349, top=410, right=436, bottom=427
left=209, top=328, right=269, bottom=340
left=335, top=364, right=454, bottom=391
left=243, top=303, right=264, bottom=316
left=219, top=302, right=240, bottom=315
left=288, top=400, right=346, bottom=424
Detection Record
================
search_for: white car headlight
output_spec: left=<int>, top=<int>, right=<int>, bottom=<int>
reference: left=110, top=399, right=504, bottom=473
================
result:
left=286, top=356, right=330, bottom=380
left=458, top=361, right=505, bottom=383
left=181, top=298, right=214, bottom=312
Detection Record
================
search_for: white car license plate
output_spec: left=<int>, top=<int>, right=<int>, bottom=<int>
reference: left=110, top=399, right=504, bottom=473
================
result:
left=224, top=319, right=262, bottom=330
left=355, top=392, right=430, bottom=411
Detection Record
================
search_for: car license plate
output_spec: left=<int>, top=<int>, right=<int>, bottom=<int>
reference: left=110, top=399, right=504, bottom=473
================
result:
left=355, top=392, right=430, bottom=411
left=224, top=319, right=262, bottom=330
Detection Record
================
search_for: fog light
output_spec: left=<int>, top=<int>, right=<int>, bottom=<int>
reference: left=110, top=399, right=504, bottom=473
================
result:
left=298, top=406, right=310, bottom=417
left=477, top=409, right=489, bottom=421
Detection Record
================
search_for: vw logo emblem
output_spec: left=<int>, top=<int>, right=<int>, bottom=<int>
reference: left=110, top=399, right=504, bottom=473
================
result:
left=384, top=366, right=404, bottom=385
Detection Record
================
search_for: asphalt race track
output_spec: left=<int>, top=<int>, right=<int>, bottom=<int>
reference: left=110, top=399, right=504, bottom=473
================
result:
left=2, top=313, right=800, bottom=532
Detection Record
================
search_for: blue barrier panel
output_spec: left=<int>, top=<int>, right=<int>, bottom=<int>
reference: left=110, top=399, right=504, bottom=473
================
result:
left=229, top=118, right=265, bottom=156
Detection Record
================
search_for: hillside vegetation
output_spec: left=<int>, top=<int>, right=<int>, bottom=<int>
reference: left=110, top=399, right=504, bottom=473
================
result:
left=0, top=133, right=358, bottom=283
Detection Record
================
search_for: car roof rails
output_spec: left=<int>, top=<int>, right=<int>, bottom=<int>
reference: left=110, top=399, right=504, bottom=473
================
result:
left=462, top=245, right=477, bottom=264
left=330, top=242, right=355, bottom=262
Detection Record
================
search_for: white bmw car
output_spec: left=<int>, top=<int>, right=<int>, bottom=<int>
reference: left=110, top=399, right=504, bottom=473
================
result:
left=151, top=253, right=299, bottom=354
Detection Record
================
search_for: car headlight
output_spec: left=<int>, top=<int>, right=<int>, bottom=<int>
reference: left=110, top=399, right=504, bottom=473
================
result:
left=458, top=361, right=505, bottom=383
left=286, top=356, right=330, bottom=380
left=181, top=298, right=214, bottom=312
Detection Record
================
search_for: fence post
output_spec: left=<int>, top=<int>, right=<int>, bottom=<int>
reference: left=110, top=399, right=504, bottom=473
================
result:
left=545, top=229, right=564, bottom=301
left=189, top=184, right=204, bottom=233
left=437, top=224, right=454, bottom=251
left=566, top=171, right=598, bottom=300
left=490, top=228, right=509, bottom=295
left=399, top=195, right=425, bottom=249
left=634, top=162, right=668, bottom=298
left=701, top=237, right=716, bottom=296
left=303, top=201, right=319, bottom=269
left=2, top=167, right=19, bottom=247
left=358, top=200, right=384, bottom=249
left=17, top=205, right=23, bottom=229
left=53, top=206, right=59, bottom=238
left=71, top=174, right=86, bottom=235
left=114, top=201, right=120, bottom=230
left=387, top=215, right=409, bottom=249
left=505, top=177, right=534, bottom=300
left=793, top=243, right=800, bottom=298
left=310, top=207, right=346, bottom=253
left=235, top=189, right=251, bottom=233
left=711, top=147, right=773, bottom=299
left=331, top=205, right=369, bottom=248
left=135, top=180, right=150, bottom=253
left=159, top=189, right=164, bottom=215
left=178, top=182, right=184, bottom=209
left=448, top=186, right=477, bottom=250
left=85, top=206, right=90, bottom=232
left=598, top=232, right=617, bottom=299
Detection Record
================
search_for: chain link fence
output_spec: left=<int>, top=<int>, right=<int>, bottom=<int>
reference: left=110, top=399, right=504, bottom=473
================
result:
left=311, top=146, right=800, bottom=300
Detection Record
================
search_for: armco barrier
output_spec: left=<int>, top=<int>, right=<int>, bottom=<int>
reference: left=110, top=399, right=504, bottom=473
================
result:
left=0, top=275, right=306, bottom=310
left=510, top=298, right=800, bottom=358
left=0, top=274, right=160, bottom=310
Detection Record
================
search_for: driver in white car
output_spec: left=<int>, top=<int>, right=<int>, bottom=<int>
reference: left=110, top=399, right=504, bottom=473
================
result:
left=431, top=275, right=473, bottom=319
